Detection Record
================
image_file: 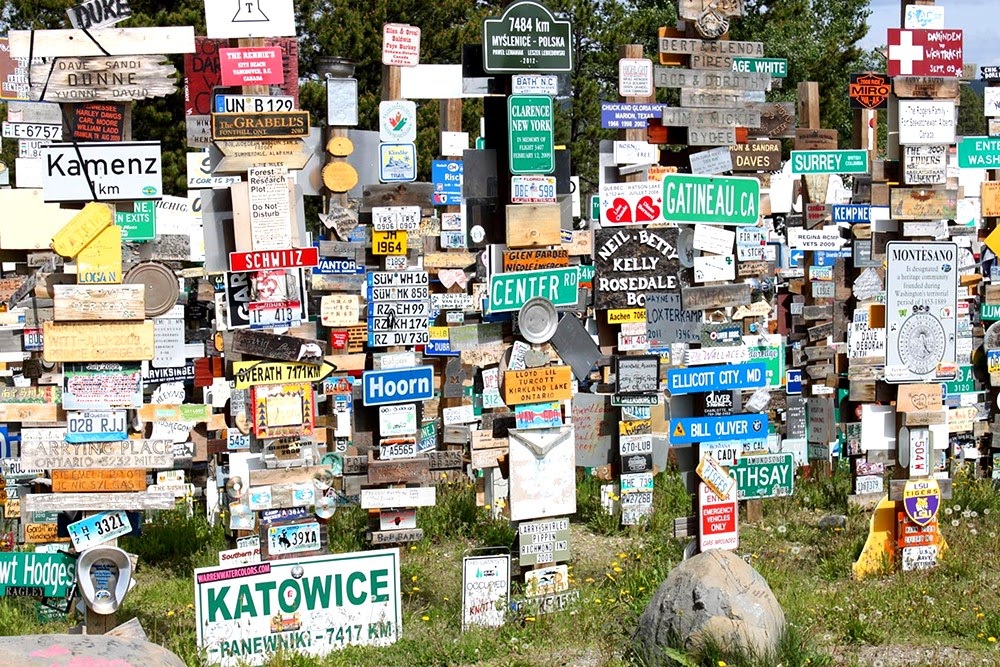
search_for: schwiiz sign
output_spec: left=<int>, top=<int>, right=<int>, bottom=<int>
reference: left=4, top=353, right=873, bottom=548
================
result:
left=230, top=247, right=319, bottom=272
left=195, top=549, right=401, bottom=667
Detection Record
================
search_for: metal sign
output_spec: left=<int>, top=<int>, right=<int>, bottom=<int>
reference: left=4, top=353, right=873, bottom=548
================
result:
left=67, top=510, right=132, bottom=551
left=214, top=94, right=295, bottom=114
left=508, top=95, right=554, bottom=175
left=462, top=553, right=510, bottom=631
left=667, top=362, right=766, bottom=395
left=661, top=174, right=759, bottom=225
left=41, top=141, right=162, bottom=202
left=898, top=100, right=955, bottom=145
left=698, top=483, right=738, bottom=551
left=958, top=136, right=1000, bottom=169
left=885, top=241, right=958, bottom=383
left=790, top=150, right=869, bottom=174
left=195, top=549, right=400, bottom=667
left=489, top=267, right=579, bottom=313
left=211, top=111, right=309, bottom=140
left=670, top=413, right=768, bottom=445
left=229, top=247, right=319, bottom=272
left=482, top=1, right=572, bottom=73
left=362, top=366, right=434, bottom=406
left=0, top=552, right=77, bottom=598
left=887, top=28, right=963, bottom=77
left=729, top=453, right=794, bottom=500
left=849, top=72, right=890, bottom=109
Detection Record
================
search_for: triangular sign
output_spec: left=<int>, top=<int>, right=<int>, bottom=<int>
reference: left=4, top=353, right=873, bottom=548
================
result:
left=673, top=422, right=686, bottom=438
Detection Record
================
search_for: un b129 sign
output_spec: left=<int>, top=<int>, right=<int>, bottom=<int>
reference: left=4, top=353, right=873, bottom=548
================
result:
left=41, top=141, right=163, bottom=203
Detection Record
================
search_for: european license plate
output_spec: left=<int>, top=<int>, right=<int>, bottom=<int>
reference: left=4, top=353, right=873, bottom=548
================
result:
left=248, top=300, right=301, bottom=330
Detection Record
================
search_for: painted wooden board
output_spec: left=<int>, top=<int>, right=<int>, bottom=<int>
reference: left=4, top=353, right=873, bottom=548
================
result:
left=76, top=224, right=122, bottom=284
left=370, top=528, right=424, bottom=545
left=51, top=202, right=113, bottom=258
left=0, top=404, right=61, bottom=422
left=893, top=76, right=960, bottom=99
left=51, top=468, right=147, bottom=492
left=9, top=27, right=196, bottom=58
left=504, top=366, right=574, bottom=405
left=0, top=189, right=78, bottom=250
left=367, top=457, right=433, bottom=485
left=43, top=321, right=154, bottom=361
left=506, top=204, right=561, bottom=248
left=21, top=437, right=174, bottom=469
left=248, top=466, right=329, bottom=487
left=28, top=56, right=177, bottom=103
left=423, top=252, right=478, bottom=268
left=137, top=404, right=212, bottom=422
left=230, top=329, right=328, bottom=365
left=23, top=491, right=177, bottom=512
left=53, top=284, right=145, bottom=321
left=216, top=139, right=311, bottom=172
left=681, top=284, right=751, bottom=310
left=889, top=188, right=958, bottom=220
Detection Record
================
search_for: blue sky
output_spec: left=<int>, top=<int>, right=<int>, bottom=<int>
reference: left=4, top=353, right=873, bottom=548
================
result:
left=860, top=0, right=998, bottom=70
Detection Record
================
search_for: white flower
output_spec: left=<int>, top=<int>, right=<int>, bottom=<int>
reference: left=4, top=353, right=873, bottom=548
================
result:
left=945, top=508, right=954, bottom=516
left=952, top=519, right=960, bottom=527
left=777, top=525, right=787, bottom=534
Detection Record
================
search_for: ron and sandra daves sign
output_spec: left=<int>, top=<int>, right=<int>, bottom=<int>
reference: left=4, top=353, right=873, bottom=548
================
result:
left=41, top=141, right=162, bottom=202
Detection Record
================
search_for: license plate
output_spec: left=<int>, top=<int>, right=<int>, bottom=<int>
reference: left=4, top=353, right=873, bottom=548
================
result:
left=511, top=176, right=557, bottom=203
left=66, top=410, right=128, bottom=443
left=22, top=328, right=43, bottom=351
left=67, top=510, right=131, bottom=551
left=379, top=441, right=417, bottom=460
left=2, top=122, right=62, bottom=140
left=620, top=472, right=654, bottom=493
left=248, top=300, right=301, bottom=330
left=621, top=491, right=653, bottom=506
left=268, top=521, right=320, bottom=555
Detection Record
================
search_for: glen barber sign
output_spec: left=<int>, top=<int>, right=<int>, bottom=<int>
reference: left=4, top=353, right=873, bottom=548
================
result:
left=42, top=141, right=162, bottom=202
left=667, top=362, right=767, bottom=396
left=363, top=366, right=434, bottom=406
left=661, top=174, right=759, bottom=225
left=195, top=549, right=401, bottom=667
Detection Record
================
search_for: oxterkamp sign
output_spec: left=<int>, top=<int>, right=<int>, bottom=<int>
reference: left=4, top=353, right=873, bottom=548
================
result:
left=661, top=174, right=760, bottom=225
left=483, top=1, right=572, bottom=73
left=41, top=141, right=162, bottom=203
left=195, top=549, right=401, bottom=667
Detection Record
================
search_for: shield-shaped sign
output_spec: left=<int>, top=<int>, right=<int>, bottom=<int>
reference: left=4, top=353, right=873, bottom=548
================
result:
left=902, top=478, right=941, bottom=527
left=849, top=72, right=890, bottom=110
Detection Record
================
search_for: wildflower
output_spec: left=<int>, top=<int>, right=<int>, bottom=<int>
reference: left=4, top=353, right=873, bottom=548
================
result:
left=412, top=575, right=418, bottom=582
left=166, top=610, right=175, bottom=618
left=526, top=616, right=536, bottom=622
left=186, top=604, right=193, bottom=610
left=718, top=661, right=727, bottom=667
left=594, top=598, right=602, bottom=604
left=411, top=587, right=420, bottom=592
left=618, top=552, right=628, bottom=559
left=585, top=577, right=595, bottom=583
left=978, top=613, right=985, bottom=619
left=410, top=545, right=417, bottom=550
left=954, top=504, right=962, bottom=512
left=952, top=519, right=960, bottom=527
left=972, top=510, right=980, bottom=518
left=989, top=636, right=996, bottom=643
left=422, top=615, right=430, bottom=622
left=985, top=508, right=991, bottom=516
left=777, top=525, right=787, bottom=534
left=945, top=508, right=953, bottom=516
left=613, top=566, right=623, bottom=573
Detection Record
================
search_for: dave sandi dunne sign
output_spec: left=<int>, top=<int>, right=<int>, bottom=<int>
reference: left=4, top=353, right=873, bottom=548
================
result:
left=885, top=241, right=958, bottom=384
left=195, top=549, right=401, bottom=667
left=594, top=227, right=680, bottom=309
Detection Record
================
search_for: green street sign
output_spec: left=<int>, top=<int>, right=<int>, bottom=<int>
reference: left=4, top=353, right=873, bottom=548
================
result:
left=747, top=341, right=785, bottom=389
left=483, top=0, right=573, bottom=73
left=489, top=267, right=579, bottom=313
left=982, top=303, right=1000, bottom=321
left=958, top=136, right=1000, bottom=168
left=475, top=136, right=486, bottom=150
left=945, top=365, right=976, bottom=395
left=0, top=552, right=77, bottom=598
left=114, top=200, right=156, bottom=241
left=732, top=57, right=787, bottom=78
left=790, top=150, right=869, bottom=174
left=729, top=452, right=794, bottom=500
left=661, top=174, right=760, bottom=225
left=508, top=94, right=554, bottom=175
left=590, top=194, right=600, bottom=221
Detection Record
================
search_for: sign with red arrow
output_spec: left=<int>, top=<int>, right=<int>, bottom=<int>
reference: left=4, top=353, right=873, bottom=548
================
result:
left=887, top=28, right=963, bottom=77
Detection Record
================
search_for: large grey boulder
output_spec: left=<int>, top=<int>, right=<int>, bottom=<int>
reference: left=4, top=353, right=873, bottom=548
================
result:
left=0, top=634, right=185, bottom=667
left=636, top=549, right=785, bottom=661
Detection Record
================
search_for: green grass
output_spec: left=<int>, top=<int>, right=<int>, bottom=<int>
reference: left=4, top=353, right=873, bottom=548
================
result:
left=5, top=470, right=1000, bottom=666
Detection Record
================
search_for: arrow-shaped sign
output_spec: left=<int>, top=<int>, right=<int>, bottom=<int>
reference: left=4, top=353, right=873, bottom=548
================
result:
left=215, top=139, right=312, bottom=173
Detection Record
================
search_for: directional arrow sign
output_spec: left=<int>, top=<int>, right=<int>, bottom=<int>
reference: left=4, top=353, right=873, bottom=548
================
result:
left=216, top=139, right=312, bottom=172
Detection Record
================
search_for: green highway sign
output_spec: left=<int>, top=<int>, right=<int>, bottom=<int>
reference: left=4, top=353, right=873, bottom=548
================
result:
left=958, top=136, right=1000, bottom=168
left=483, top=0, right=573, bottom=73
left=729, top=452, right=794, bottom=500
left=114, top=200, right=156, bottom=241
left=0, top=552, right=77, bottom=598
left=982, top=303, right=1000, bottom=321
left=508, top=94, right=554, bottom=175
left=732, top=57, right=787, bottom=78
left=489, top=267, right=579, bottom=313
left=590, top=194, right=600, bottom=221
left=790, top=150, right=869, bottom=174
left=945, top=365, right=976, bottom=395
left=661, top=173, right=760, bottom=225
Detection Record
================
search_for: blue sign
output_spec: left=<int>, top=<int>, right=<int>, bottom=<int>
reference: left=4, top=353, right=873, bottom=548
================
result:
left=667, top=362, right=767, bottom=396
left=600, top=102, right=665, bottom=129
left=0, top=425, right=8, bottom=459
left=424, top=336, right=459, bottom=357
left=431, top=160, right=463, bottom=205
left=788, top=248, right=804, bottom=267
left=362, top=366, right=435, bottom=406
left=670, top=413, right=769, bottom=445
left=313, top=258, right=364, bottom=275
left=832, top=204, right=870, bottom=224
left=814, top=248, right=853, bottom=266
left=786, top=369, right=802, bottom=395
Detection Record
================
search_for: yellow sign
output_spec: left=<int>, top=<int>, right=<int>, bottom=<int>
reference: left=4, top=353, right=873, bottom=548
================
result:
left=76, top=224, right=122, bottom=284
left=503, top=366, right=573, bottom=405
left=372, top=230, right=407, bottom=255
left=43, top=321, right=155, bottom=362
left=251, top=382, right=315, bottom=439
left=607, top=308, right=646, bottom=324
left=51, top=202, right=112, bottom=258
left=24, top=523, right=68, bottom=544
left=672, top=422, right=686, bottom=437
left=232, top=361, right=336, bottom=389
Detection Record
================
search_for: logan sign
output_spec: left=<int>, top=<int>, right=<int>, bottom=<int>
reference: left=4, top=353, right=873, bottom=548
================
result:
left=42, top=141, right=162, bottom=202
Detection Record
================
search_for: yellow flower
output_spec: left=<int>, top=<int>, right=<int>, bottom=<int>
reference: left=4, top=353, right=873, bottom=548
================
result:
left=485, top=504, right=492, bottom=510
left=410, top=545, right=417, bottom=550
left=421, top=615, right=430, bottom=622
left=526, top=616, right=536, bottom=622
left=411, top=587, right=420, bottom=592
left=186, top=604, right=193, bottom=610
left=166, top=610, right=175, bottom=618
left=990, top=637, right=996, bottom=643
left=718, top=661, right=727, bottom=667
left=585, top=577, right=595, bottom=583
left=611, top=561, right=619, bottom=567
left=618, top=552, right=628, bottom=559
left=613, top=566, right=623, bottom=573
left=978, top=612, right=985, bottom=619
left=594, top=598, right=602, bottom=604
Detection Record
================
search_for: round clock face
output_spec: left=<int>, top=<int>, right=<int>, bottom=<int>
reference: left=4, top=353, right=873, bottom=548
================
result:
left=898, top=313, right=946, bottom=375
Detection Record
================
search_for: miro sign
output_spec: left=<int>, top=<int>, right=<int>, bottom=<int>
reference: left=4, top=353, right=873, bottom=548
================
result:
left=666, top=362, right=767, bottom=395
left=362, top=366, right=434, bottom=406
left=195, top=549, right=401, bottom=667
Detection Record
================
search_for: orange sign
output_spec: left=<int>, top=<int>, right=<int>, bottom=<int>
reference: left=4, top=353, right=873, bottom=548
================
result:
left=849, top=72, right=890, bottom=110
left=982, top=182, right=1000, bottom=218
left=51, top=468, right=148, bottom=493
left=503, top=366, right=573, bottom=405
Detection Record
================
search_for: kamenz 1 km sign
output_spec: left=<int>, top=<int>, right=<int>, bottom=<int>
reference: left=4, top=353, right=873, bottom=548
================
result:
left=483, top=1, right=572, bottom=73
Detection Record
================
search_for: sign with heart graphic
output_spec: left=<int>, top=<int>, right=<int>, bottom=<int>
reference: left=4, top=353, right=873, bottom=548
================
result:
left=598, top=181, right=662, bottom=226
left=379, top=100, right=417, bottom=143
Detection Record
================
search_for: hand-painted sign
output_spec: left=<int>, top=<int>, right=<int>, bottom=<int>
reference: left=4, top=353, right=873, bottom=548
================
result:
left=594, top=228, right=679, bottom=309
left=670, top=413, right=769, bottom=445
left=887, top=28, right=962, bottom=77
left=211, top=112, right=309, bottom=140
left=462, top=554, right=510, bottom=631
left=667, top=362, right=766, bottom=395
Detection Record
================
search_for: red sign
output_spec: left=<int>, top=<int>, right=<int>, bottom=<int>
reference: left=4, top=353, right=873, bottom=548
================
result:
left=185, top=37, right=224, bottom=116
left=229, top=247, right=319, bottom=273
left=849, top=72, right=890, bottom=110
left=219, top=47, right=284, bottom=87
left=68, top=102, right=126, bottom=142
left=0, top=38, right=26, bottom=101
left=887, top=28, right=963, bottom=78
left=698, top=483, right=738, bottom=551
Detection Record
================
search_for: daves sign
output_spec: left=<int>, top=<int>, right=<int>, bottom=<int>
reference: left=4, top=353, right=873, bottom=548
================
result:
left=41, top=141, right=162, bottom=202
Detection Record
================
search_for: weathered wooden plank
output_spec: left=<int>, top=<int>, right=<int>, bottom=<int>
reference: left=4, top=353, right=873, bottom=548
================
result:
left=28, top=56, right=177, bottom=103
left=216, top=139, right=312, bottom=172
left=681, top=284, right=751, bottom=310
left=21, top=437, right=174, bottom=469
left=361, top=183, right=435, bottom=214
left=53, top=284, right=145, bottom=321
left=893, top=76, right=960, bottom=99
left=230, top=329, right=328, bottom=365
left=889, top=188, right=958, bottom=220
left=680, top=87, right=765, bottom=108
left=51, top=468, right=147, bottom=492
left=794, top=128, right=838, bottom=151
left=687, top=126, right=738, bottom=146
left=360, top=487, right=437, bottom=509
left=654, top=68, right=770, bottom=91
left=427, top=450, right=464, bottom=469
left=506, top=204, right=561, bottom=248
left=0, top=404, right=62, bottom=422
left=367, top=457, right=432, bottom=485
left=659, top=107, right=761, bottom=128
left=42, top=321, right=154, bottom=362
left=369, top=528, right=423, bottom=545
left=658, top=37, right=763, bottom=56
left=746, top=102, right=796, bottom=139
left=247, top=466, right=329, bottom=487
left=9, top=27, right=196, bottom=58
left=902, top=410, right=947, bottom=426
left=23, top=491, right=177, bottom=512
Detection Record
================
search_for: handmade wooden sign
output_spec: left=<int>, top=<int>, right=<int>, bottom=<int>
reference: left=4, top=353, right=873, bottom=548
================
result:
left=890, top=188, right=958, bottom=220
left=23, top=491, right=176, bottom=512
left=503, top=366, right=573, bottom=405
left=9, top=27, right=196, bottom=58
left=681, top=284, right=751, bottom=310
left=76, top=224, right=122, bottom=284
left=51, top=468, right=147, bottom=493
left=216, top=139, right=312, bottom=172
left=250, top=383, right=315, bottom=439
left=53, top=284, right=145, bottom=321
left=43, top=321, right=155, bottom=361
left=0, top=403, right=61, bottom=422
left=67, top=0, right=132, bottom=30
left=28, top=56, right=177, bottom=102
left=21, top=435, right=174, bottom=469
left=594, top=228, right=680, bottom=309
left=230, top=329, right=328, bottom=365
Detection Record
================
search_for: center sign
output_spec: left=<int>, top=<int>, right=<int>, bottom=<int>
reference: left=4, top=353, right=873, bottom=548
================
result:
left=483, top=0, right=572, bottom=73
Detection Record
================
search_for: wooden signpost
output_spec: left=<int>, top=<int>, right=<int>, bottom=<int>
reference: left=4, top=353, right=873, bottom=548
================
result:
left=42, top=321, right=155, bottom=361
left=53, top=284, right=145, bottom=321
left=28, top=56, right=177, bottom=102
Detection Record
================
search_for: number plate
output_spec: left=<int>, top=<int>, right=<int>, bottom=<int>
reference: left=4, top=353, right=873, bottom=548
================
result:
left=267, top=521, right=320, bottom=555
left=372, top=230, right=408, bottom=255
left=2, top=122, right=62, bottom=140
left=66, top=409, right=128, bottom=443
left=248, top=300, right=301, bottom=330
left=620, top=491, right=653, bottom=506
left=213, top=94, right=295, bottom=114
left=372, top=206, right=421, bottom=232
left=379, top=441, right=417, bottom=459
left=67, top=510, right=131, bottom=551
left=23, top=328, right=43, bottom=352
left=511, top=176, right=557, bottom=203
left=620, top=472, right=654, bottom=493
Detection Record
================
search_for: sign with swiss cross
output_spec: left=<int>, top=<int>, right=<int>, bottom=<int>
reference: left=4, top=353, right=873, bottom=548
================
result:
left=887, top=28, right=963, bottom=78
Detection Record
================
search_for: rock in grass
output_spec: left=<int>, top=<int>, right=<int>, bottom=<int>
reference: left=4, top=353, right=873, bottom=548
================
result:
left=636, top=549, right=785, bottom=660
left=0, top=634, right=185, bottom=667
left=818, top=514, right=848, bottom=530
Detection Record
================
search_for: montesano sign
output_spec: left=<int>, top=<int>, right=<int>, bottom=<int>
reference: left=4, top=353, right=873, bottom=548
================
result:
left=211, top=111, right=309, bottom=140
left=41, top=141, right=162, bottom=202
left=229, top=247, right=319, bottom=272
left=849, top=72, right=890, bottom=109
